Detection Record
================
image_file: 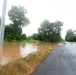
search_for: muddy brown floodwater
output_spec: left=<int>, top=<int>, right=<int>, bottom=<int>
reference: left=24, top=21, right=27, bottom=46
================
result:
left=0, top=42, right=58, bottom=65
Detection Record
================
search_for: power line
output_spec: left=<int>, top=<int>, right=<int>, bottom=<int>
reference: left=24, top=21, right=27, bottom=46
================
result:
left=59, top=0, right=76, bottom=13
left=68, top=0, right=76, bottom=8
left=50, top=0, right=76, bottom=18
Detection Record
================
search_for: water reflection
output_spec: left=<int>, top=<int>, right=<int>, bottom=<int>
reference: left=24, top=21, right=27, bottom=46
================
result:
left=0, top=42, right=37, bottom=65
left=20, top=43, right=37, bottom=57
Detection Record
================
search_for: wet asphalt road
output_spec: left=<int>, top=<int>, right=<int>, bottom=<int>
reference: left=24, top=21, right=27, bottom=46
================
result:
left=33, top=43, right=76, bottom=75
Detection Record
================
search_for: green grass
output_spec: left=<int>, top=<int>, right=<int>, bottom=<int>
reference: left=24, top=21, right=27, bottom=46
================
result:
left=4, top=39, right=40, bottom=44
left=22, top=39, right=40, bottom=43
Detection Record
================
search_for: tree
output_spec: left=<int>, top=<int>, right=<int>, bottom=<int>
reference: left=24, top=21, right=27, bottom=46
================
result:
left=6, top=5, right=30, bottom=41
left=4, top=24, right=27, bottom=42
left=32, top=33, right=39, bottom=40
left=51, top=20, right=63, bottom=42
left=38, top=20, right=63, bottom=42
left=65, top=29, right=76, bottom=42
left=21, top=34, right=26, bottom=40
left=38, top=20, right=51, bottom=41
left=8, top=5, right=30, bottom=28
left=4, top=24, right=15, bottom=41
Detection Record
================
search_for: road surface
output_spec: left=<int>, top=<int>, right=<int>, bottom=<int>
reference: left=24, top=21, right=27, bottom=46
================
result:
left=33, top=43, right=76, bottom=75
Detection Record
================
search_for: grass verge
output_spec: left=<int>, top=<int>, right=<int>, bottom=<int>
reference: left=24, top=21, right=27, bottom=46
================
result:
left=0, top=43, right=58, bottom=75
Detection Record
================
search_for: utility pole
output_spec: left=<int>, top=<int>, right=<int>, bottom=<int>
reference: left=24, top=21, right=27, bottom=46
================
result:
left=0, top=0, right=7, bottom=46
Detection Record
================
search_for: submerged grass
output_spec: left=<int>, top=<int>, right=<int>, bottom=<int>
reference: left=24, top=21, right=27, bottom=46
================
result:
left=0, top=42, right=58, bottom=75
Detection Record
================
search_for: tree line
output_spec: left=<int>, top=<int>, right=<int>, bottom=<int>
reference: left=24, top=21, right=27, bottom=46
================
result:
left=32, top=20, right=63, bottom=42
left=0, top=5, right=75, bottom=42
left=65, top=29, right=76, bottom=42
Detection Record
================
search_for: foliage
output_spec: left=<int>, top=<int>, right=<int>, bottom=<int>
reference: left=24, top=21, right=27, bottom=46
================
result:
left=32, top=33, right=39, bottom=40
left=5, top=6, right=63, bottom=42
left=22, top=36, right=40, bottom=43
left=65, top=29, right=76, bottom=42
left=23, top=39, right=40, bottom=43
left=4, top=5, right=30, bottom=42
left=21, top=34, right=26, bottom=40
left=8, top=5, right=30, bottom=28
left=32, top=20, right=63, bottom=42
left=4, top=24, right=15, bottom=42
left=4, top=24, right=26, bottom=42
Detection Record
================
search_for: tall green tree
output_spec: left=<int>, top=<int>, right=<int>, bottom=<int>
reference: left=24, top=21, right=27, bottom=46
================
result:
left=65, top=29, right=76, bottom=42
left=5, top=6, right=30, bottom=41
left=8, top=5, right=30, bottom=28
left=51, top=20, right=63, bottom=42
left=38, top=20, right=63, bottom=42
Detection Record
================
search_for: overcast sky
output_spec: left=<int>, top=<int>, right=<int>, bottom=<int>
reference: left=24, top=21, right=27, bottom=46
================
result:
left=0, top=0, right=76, bottom=39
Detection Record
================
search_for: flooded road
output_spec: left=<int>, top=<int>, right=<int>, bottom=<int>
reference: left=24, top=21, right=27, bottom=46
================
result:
left=0, top=42, right=57, bottom=65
